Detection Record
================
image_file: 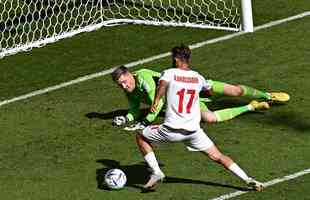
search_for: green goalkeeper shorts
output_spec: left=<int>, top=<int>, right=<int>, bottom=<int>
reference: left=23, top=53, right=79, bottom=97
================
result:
left=199, top=98, right=212, bottom=111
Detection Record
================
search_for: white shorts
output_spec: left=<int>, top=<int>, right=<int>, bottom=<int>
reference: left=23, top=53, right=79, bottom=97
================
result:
left=142, top=124, right=214, bottom=151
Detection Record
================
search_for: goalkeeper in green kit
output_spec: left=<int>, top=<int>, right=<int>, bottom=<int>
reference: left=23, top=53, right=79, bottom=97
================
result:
left=111, top=66, right=289, bottom=131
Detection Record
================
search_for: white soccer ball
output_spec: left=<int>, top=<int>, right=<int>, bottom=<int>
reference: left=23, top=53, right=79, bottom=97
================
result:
left=104, top=168, right=127, bottom=190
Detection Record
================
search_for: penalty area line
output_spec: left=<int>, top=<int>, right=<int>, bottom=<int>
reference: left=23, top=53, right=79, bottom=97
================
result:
left=208, top=168, right=310, bottom=200
left=0, top=11, right=310, bottom=108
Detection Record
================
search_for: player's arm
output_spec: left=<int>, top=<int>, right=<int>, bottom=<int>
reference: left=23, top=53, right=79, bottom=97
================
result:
left=199, top=88, right=213, bottom=98
left=200, top=79, right=214, bottom=97
left=140, top=75, right=165, bottom=123
left=199, top=74, right=213, bottom=95
left=151, top=80, right=167, bottom=113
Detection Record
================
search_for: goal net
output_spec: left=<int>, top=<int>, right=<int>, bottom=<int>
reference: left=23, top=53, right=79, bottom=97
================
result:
left=0, top=0, right=253, bottom=58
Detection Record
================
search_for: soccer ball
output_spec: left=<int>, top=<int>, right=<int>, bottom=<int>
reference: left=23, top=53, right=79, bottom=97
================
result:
left=104, top=168, right=127, bottom=189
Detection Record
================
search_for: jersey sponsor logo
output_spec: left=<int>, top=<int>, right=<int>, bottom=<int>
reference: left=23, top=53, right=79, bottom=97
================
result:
left=174, top=75, right=198, bottom=84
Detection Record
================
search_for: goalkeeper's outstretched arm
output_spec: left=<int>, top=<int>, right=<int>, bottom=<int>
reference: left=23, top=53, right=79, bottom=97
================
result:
left=126, top=94, right=141, bottom=122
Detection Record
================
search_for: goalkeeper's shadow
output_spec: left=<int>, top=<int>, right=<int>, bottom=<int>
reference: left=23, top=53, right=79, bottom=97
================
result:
left=245, top=104, right=310, bottom=133
left=85, top=108, right=164, bottom=120
left=85, top=109, right=128, bottom=120
left=96, top=159, right=250, bottom=192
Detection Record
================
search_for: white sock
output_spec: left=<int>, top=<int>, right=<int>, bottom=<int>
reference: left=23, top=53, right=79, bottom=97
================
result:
left=144, top=152, right=161, bottom=173
left=266, top=92, right=272, bottom=100
left=228, top=163, right=250, bottom=181
left=247, top=104, right=254, bottom=111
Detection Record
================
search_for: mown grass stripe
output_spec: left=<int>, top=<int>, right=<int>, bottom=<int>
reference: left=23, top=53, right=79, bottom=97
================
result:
left=1, top=11, right=310, bottom=108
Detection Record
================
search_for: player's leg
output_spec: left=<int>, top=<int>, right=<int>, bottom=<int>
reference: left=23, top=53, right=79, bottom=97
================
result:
left=212, top=80, right=269, bottom=99
left=202, top=146, right=263, bottom=191
left=200, top=101, right=270, bottom=123
left=239, top=84, right=290, bottom=102
left=136, top=125, right=166, bottom=191
left=212, top=80, right=289, bottom=102
left=139, top=125, right=198, bottom=191
left=186, top=129, right=263, bottom=191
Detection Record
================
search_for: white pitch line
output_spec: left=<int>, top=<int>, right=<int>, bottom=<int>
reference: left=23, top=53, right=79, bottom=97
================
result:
left=209, top=168, right=310, bottom=200
left=1, top=11, right=310, bottom=108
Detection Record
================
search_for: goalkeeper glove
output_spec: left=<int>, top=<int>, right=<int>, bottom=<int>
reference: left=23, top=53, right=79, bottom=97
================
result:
left=112, top=116, right=128, bottom=126
left=124, top=119, right=150, bottom=131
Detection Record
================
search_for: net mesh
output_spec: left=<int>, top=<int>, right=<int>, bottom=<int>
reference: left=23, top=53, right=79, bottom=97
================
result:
left=0, top=0, right=241, bottom=58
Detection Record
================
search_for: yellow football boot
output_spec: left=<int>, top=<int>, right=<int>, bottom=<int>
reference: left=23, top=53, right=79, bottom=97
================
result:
left=250, top=100, right=270, bottom=111
left=269, top=92, right=290, bottom=102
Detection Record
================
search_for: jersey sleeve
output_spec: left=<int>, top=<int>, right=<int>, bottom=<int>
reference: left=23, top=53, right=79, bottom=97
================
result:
left=159, top=69, right=172, bottom=83
left=126, top=93, right=141, bottom=122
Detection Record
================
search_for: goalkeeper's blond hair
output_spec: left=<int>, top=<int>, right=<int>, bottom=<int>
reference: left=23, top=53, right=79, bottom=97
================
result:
left=111, top=65, right=129, bottom=82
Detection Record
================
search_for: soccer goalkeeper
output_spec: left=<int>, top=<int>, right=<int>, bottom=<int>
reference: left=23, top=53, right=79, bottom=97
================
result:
left=111, top=66, right=289, bottom=131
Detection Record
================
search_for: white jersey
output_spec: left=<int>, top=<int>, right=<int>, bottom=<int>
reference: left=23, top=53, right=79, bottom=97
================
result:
left=159, top=68, right=212, bottom=131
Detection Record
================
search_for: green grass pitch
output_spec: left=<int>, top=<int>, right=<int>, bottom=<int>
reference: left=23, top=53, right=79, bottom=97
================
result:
left=0, top=1, right=310, bottom=200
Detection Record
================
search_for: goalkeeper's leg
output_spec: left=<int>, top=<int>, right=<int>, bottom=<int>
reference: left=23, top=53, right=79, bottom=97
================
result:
left=212, top=80, right=289, bottom=102
left=201, top=101, right=269, bottom=123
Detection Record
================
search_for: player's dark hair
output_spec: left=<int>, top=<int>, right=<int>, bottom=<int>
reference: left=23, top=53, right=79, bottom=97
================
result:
left=171, top=44, right=191, bottom=64
left=111, top=65, right=129, bottom=82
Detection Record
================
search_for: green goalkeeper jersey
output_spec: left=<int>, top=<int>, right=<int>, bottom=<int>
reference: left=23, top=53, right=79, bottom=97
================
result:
left=126, top=69, right=164, bottom=123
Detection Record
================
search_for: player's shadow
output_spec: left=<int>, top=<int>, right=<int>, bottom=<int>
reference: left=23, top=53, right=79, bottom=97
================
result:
left=96, top=159, right=250, bottom=192
left=207, top=98, right=253, bottom=111
left=258, top=111, right=310, bottom=132
left=96, top=159, right=151, bottom=190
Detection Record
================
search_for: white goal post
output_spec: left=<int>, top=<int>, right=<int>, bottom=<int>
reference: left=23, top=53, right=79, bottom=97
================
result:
left=0, top=0, right=253, bottom=59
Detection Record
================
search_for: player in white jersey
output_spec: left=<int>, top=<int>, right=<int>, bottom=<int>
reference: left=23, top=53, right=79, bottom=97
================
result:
left=136, top=44, right=264, bottom=193
left=159, top=68, right=209, bottom=131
